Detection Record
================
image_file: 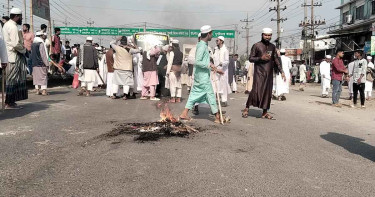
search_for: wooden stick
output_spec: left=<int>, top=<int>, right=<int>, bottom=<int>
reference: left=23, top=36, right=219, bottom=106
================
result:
left=2, top=68, right=5, bottom=111
left=212, top=71, right=224, bottom=125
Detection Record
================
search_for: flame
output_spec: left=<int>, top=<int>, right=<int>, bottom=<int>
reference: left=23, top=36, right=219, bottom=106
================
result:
left=159, top=103, right=177, bottom=123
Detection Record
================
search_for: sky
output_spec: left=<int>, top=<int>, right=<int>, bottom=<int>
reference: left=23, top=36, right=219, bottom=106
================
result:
left=5, top=0, right=340, bottom=56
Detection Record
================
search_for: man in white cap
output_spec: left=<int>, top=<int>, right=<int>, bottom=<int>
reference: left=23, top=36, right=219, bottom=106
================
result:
left=213, top=36, right=230, bottom=107
left=110, top=36, right=141, bottom=100
left=180, top=25, right=221, bottom=123
left=77, top=36, right=99, bottom=97
left=320, top=55, right=332, bottom=98
left=242, top=28, right=285, bottom=120
left=166, top=39, right=183, bottom=103
left=31, top=31, right=49, bottom=95
left=275, top=48, right=292, bottom=100
left=365, top=56, right=374, bottom=100
left=3, top=8, right=28, bottom=109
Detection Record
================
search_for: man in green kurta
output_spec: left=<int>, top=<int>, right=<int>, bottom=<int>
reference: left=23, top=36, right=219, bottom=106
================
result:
left=180, top=25, right=221, bottom=123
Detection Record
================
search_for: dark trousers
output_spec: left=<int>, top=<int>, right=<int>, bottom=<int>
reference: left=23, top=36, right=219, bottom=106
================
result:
left=353, top=83, right=365, bottom=105
left=291, top=76, right=296, bottom=85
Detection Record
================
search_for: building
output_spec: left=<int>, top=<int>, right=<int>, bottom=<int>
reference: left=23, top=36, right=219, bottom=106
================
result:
left=328, top=0, right=375, bottom=54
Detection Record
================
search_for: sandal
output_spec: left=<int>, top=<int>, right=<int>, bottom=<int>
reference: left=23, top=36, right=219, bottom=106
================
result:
left=42, top=91, right=49, bottom=96
left=150, top=97, right=160, bottom=101
left=110, top=96, right=117, bottom=99
left=122, top=95, right=127, bottom=100
left=242, top=108, right=249, bottom=118
left=140, top=97, right=148, bottom=100
left=35, top=90, right=41, bottom=95
left=261, top=113, right=276, bottom=120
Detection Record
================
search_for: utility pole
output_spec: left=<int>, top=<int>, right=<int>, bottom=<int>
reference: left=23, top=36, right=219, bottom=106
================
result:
left=87, top=18, right=94, bottom=27
left=300, top=0, right=324, bottom=66
left=234, top=24, right=239, bottom=55
left=270, top=0, right=287, bottom=49
left=240, top=13, right=254, bottom=58
left=6, top=0, right=13, bottom=16
left=24, top=0, right=27, bottom=22
left=62, top=17, right=70, bottom=41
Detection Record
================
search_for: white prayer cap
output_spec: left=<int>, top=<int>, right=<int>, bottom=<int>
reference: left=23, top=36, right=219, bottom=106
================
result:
left=367, top=56, right=372, bottom=60
left=200, top=25, right=212, bottom=34
left=162, top=45, right=169, bottom=51
left=86, top=36, right=93, bottom=41
left=198, top=33, right=201, bottom=38
left=326, top=55, right=332, bottom=59
left=35, top=31, right=43, bottom=36
left=218, top=36, right=225, bottom=41
left=280, top=48, right=286, bottom=53
left=96, top=47, right=102, bottom=50
left=10, top=8, right=22, bottom=15
left=262, top=28, right=273, bottom=34
left=172, top=39, right=179, bottom=44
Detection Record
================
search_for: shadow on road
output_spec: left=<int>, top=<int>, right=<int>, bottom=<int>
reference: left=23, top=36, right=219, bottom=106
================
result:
left=0, top=100, right=65, bottom=121
left=321, top=132, right=375, bottom=162
left=315, top=101, right=350, bottom=107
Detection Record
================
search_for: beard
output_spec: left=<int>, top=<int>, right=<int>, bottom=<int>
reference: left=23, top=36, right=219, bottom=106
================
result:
left=17, top=19, right=22, bottom=25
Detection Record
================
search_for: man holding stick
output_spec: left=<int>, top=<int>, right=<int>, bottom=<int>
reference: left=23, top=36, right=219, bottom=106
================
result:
left=179, top=25, right=222, bottom=124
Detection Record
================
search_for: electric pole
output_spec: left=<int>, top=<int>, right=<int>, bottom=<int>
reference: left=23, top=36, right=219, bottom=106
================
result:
left=87, top=18, right=94, bottom=27
left=6, top=0, right=13, bottom=16
left=240, top=13, right=254, bottom=58
left=62, top=17, right=70, bottom=41
left=300, top=0, right=324, bottom=66
left=270, top=0, right=287, bottom=48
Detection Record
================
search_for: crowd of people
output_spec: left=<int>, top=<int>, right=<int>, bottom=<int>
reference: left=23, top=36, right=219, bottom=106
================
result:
left=0, top=7, right=374, bottom=123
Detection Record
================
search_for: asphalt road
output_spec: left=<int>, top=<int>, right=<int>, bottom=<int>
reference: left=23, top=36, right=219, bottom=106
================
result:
left=0, top=84, right=375, bottom=197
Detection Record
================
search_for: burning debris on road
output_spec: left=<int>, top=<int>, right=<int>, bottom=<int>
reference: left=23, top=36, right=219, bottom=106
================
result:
left=87, top=102, right=200, bottom=144
left=104, top=121, right=199, bottom=142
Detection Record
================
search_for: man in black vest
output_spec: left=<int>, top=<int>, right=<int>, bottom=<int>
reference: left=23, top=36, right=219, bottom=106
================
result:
left=166, top=40, right=183, bottom=103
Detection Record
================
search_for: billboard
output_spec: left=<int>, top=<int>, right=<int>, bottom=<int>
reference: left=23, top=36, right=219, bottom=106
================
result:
left=32, top=0, right=50, bottom=20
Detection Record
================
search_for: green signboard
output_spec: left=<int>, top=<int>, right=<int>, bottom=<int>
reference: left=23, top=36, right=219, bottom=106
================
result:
left=371, top=36, right=375, bottom=56
left=79, top=27, right=99, bottom=35
left=59, top=27, right=80, bottom=35
left=58, top=27, right=235, bottom=38
left=98, top=28, right=118, bottom=36
left=118, top=28, right=144, bottom=36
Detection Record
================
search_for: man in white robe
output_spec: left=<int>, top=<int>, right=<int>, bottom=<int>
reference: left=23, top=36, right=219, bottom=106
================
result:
left=275, top=49, right=292, bottom=100
left=320, top=55, right=332, bottom=97
left=365, top=56, right=374, bottom=100
left=299, top=61, right=307, bottom=91
left=213, top=36, right=230, bottom=107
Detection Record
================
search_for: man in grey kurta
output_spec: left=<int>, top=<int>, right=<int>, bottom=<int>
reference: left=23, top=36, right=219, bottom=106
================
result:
left=31, top=31, right=49, bottom=95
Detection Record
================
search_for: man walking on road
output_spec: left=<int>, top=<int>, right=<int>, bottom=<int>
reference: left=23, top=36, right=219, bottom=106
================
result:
left=275, top=48, right=291, bottom=101
left=320, top=55, right=331, bottom=98
left=241, top=28, right=285, bottom=120
left=228, top=54, right=240, bottom=93
left=350, top=50, right=367, bottom=108
left=180, top=25, right=221, bottom=123
left=3, top=8, right=28, bottom=109
left=331, top=49, right=348, bottom=107
left=299, top=60, right=307, bottom=91
left=213, top=36, right=230, bottom=107
left=290, top=64, right=298, bottom=85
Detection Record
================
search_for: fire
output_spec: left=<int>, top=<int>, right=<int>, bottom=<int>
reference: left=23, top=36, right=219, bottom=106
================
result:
left=159, top=103, right=177, bottom=122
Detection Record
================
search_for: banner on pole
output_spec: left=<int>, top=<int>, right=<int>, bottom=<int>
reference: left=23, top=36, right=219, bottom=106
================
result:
left=32, top=0, right=50, bottom=20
